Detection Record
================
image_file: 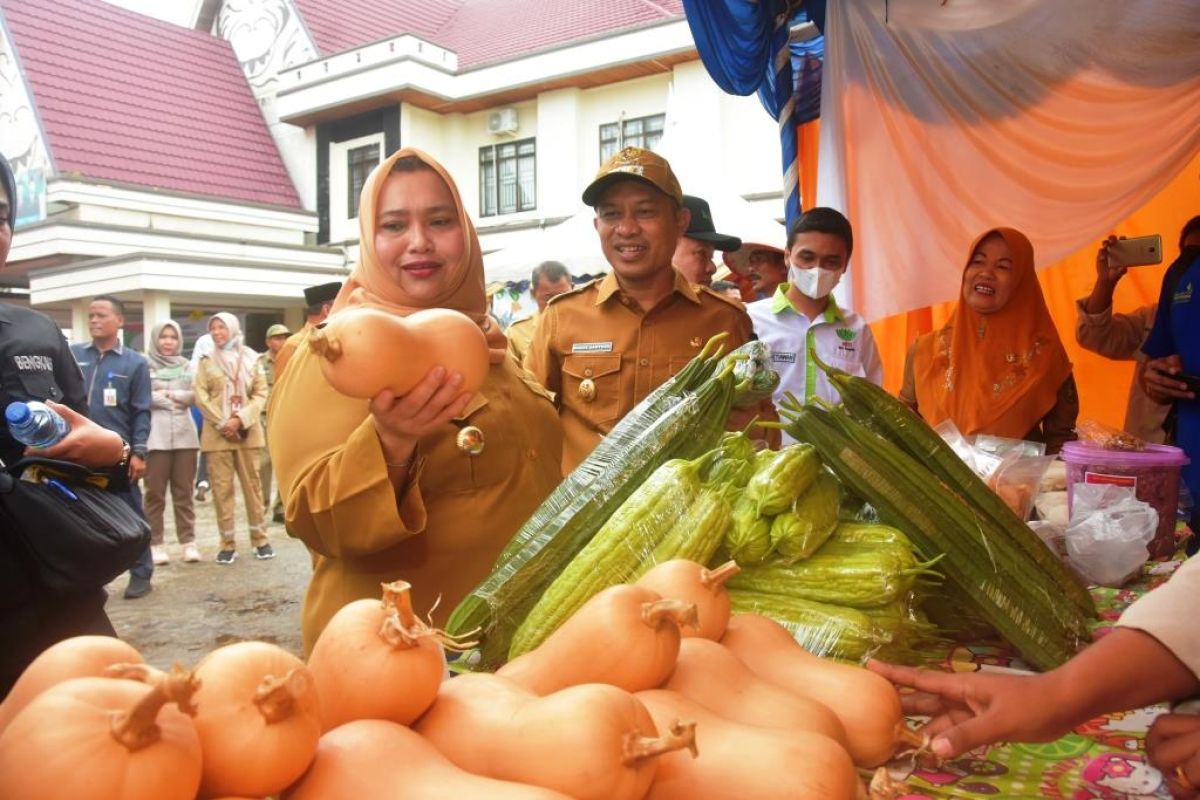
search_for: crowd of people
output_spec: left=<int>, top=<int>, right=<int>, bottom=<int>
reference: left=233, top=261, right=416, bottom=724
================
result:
left=1, top=140, right=1198, bottom=791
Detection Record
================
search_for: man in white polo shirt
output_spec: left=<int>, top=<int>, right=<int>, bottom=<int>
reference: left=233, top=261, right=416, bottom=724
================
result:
left=747, top=207, right=883, bottom=443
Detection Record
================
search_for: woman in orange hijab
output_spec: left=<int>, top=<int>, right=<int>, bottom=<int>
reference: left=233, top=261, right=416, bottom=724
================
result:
left=899, top=228, right=1078, bottom=453
left=268, top=148, right=563, bottom=652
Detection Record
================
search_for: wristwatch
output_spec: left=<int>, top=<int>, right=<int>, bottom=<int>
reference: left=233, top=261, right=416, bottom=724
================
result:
left=116, top=440, right=132, bottom=469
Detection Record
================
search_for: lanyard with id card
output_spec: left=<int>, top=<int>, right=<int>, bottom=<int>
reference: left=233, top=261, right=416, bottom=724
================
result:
left=102, top=372, right=118, bottom=408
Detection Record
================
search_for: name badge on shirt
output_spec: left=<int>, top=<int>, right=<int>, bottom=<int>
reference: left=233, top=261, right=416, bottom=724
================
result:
left=771, top=352, right=797, bottom=365
left=572, top=341, right=614, bottom=354
left=103, top=386, right=118, bottom=407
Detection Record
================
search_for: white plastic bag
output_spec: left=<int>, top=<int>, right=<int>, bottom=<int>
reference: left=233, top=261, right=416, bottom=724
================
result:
left=1064, top=484, right=1158, bottom=588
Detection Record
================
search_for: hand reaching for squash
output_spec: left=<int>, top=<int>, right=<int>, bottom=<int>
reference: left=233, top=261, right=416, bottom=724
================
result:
left=370, top=365, right=473, bottom=470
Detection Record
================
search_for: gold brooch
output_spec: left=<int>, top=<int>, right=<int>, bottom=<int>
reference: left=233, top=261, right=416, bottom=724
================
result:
left=578, top=378, right=597, bottom=403
left=456, top=426, right=485, bottom=456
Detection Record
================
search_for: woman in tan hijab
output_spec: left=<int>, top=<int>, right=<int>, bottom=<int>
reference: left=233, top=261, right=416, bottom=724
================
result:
left=269, top=148, right=563, bottom=653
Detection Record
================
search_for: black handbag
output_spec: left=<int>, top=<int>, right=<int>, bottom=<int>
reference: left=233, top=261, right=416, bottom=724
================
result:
left=0, top=457, right=150, bottom=591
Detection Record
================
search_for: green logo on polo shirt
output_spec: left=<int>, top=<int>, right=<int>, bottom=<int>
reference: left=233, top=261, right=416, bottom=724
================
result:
left=836, top=328, right=857, bottom=342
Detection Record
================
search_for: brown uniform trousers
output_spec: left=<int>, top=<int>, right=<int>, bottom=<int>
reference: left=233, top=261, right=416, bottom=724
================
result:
left=525, top=270, right=756, bottom=472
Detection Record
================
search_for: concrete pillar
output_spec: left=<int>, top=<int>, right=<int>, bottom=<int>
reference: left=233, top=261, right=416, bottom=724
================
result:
left=535, top=88, right=582, bottom=219
left=70, top=299, right=90, bottom=344
left=141, top=290, right=172, bottom=340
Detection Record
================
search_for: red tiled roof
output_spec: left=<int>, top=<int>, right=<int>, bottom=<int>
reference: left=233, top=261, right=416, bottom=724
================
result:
left=294, top=0, right=685, bottom=68
left=0, top=0, right=301, bottom=208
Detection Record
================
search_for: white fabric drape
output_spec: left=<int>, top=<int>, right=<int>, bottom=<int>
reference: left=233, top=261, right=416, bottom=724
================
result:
left=818, top=0, right=1200, bottom=322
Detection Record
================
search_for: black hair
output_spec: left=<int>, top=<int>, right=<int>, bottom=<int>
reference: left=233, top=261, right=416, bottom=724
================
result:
left=786, top=207, right=854, bottom=259
left=0, top=153, right=15, bottom=227
left=1180, top=215, right=1200, bottom=248
left=531, top=260, right=570, bottom=289
left=91, top=294, right=126, bottom=317
left=305, top=302, right=331, bottom=317
left=391, top=155, right=433, bottom=174
left=711, top=280, right=739, bottom=293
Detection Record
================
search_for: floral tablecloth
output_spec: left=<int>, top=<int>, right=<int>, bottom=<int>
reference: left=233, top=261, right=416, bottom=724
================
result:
left=895, top=555, right=1186, bottom=800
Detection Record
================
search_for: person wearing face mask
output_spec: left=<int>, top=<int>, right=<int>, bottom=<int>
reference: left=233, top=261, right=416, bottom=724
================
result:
left=746, top=208, right=883, bottom=444
left=900, top=228, right=1078, bottom=454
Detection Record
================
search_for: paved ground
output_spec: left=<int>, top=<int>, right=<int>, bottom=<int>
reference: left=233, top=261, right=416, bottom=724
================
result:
left=104, top=491, right=311, bottom=667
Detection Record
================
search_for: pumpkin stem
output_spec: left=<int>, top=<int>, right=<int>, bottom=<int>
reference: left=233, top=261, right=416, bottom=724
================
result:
left=309, top=328, right=341, bottom=361
left=103, top=663, right=165, bottom=684
left=641, top=599, right=699, bottom=632
left=254, top=668, right=308, bottom=724
left=110, top=665, right=199, bottom=751
left=622, top=719, right=698, bottom=765
left=867, top=767, right=910, bottom=799
left=700, top=560, right=741, bottom=591
left=377, top=582, right=480, bottom=653
left=896, top=725, right=928, bottom=753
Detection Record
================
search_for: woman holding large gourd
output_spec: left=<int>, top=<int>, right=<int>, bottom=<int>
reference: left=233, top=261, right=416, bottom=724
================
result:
left=269, top=148, right=562, bottom=653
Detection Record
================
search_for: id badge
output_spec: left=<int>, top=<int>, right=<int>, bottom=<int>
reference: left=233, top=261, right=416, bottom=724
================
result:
left=103, top=385, right=118, bottom=407
left=230, top=395, right=243, bottom=415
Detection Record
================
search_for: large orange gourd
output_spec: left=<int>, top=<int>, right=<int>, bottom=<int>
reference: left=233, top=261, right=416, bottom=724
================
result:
left=416, top=672, right=695, bottom=800
left=661, top=637, right=848, bottom=747
left=0, top=635, right=144, bottom=733
left=283, top=719, right=574, bottom=800
left=310, top=306, right=489, bottom=398
left=636, top=689, right=863, bottom=800
left=0, top=668, right=202, bottom=800
left=307, top=581, right=456, bottom=731
left=721, top=613, right=913, bottom=767
left=635, top=559, right=740, bottom=640
left=497, top=584, right=695, bottom=695
left=192, top=641, right=322, bottom=798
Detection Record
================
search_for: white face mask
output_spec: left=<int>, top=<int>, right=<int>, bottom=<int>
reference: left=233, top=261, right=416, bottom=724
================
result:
left=789, top=265, right=843, bottom=299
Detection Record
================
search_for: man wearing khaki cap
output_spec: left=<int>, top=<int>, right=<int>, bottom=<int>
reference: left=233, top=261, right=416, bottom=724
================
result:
left=258, top=322, right=291, bottom=522
left=525, top=146, right=758, bottom=472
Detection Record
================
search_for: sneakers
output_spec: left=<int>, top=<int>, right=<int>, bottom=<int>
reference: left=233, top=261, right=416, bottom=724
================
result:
left=151, top=546, right=169, bottom=566
left=272, top=509, right=285, bottom=524
left=254, top=544, right=276, bottom=560
left=123, top=576, right=153, bottom=599
left=195, top=480, right=210, bottom=501
left=182, top=544, right=201, bottom=563
left=215, top=549, right=237, bottom=565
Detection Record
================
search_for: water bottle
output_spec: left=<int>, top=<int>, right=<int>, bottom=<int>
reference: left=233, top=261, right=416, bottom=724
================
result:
left=5, top=401, right=69, bottom=448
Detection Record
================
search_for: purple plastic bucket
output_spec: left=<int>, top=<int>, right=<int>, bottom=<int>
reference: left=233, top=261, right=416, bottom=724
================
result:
left=1060, top=442, right=1190, bottom=560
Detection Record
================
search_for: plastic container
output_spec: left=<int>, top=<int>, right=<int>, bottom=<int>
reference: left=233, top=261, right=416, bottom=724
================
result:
left=1061, top=441, right=1190, bottom=560
left=5, top=400, right=69, bottom=449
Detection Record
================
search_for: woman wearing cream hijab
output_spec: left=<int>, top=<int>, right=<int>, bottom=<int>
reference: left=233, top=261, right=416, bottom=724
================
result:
left=269, top=148, right=562, bottom=652
left=195, top=312, right=272, bottom=563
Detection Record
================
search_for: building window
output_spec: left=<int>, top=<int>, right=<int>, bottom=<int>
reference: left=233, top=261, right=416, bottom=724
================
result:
left=479, top=138, right=536, bottom=217
left=599, top=114, right=665, bottom=163
left=346, top=142, right=381, bottom=218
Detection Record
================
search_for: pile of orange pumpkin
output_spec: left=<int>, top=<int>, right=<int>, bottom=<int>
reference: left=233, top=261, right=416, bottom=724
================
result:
left=0, top=559, right=918, bottom=799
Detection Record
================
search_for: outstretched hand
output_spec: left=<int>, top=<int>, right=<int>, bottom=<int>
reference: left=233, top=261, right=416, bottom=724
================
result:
left=866, top=659, right=1074, bottom=759
left=370, top=366, right=473, bottom=466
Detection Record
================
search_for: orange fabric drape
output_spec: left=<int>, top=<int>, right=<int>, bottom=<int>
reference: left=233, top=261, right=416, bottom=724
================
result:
left=871, top=149, right=1200, bottom=431
left=797, top=118, right=821, bottom=211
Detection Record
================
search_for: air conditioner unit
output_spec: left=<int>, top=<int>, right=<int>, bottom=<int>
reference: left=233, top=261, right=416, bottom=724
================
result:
left=487, top=107, right=519, bottom=136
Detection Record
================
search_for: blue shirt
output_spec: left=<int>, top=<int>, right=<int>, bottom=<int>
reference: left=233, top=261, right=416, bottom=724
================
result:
left=1142, top=251, right=1200, bottom=501
left=69, top=341, right=152, bottom=456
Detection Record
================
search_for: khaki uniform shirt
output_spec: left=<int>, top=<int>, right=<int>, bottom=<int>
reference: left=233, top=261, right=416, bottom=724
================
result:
left=1074, top=300, right=1168, bottom=444
left=526, top=270, right=754, bottom=472
left=268, top=339, right=563, bottom=654
left=194, top=356, right=267, bottom=452
left=506, top=313, right=538, bottom=367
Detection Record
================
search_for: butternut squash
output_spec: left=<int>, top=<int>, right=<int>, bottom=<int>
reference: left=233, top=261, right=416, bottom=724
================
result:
left=635, top=559, right=739, bottom=640
left=721, top=613, right=912, bottom=767
left=498, top=584, right=695, bottom=695
left=310, top=306, right=489, bottom=399
left=636, top=689, right=863, bottom=800
left=661, top=638, right=847, bottom=746
left=416, top=672, right=694, bottom=800
left=282, top=719, right=574, bottom=800
left=306, top=581, right=456, bottom=731
left=0, top=635, right=143, bottom=733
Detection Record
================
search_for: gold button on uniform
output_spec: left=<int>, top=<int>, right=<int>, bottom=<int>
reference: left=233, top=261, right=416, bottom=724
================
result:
left=578, top=378, right=596, bottom=402
left=456, top=426, right=485, bottom=456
